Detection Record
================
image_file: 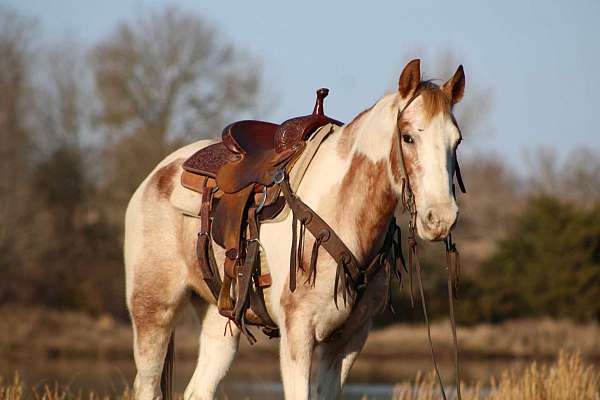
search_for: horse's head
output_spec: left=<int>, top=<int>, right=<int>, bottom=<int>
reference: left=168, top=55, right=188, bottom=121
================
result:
left=396, top=59, right=465, bottom=241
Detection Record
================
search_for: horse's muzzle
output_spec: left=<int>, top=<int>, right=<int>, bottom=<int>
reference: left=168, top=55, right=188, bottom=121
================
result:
left=417, top=203, right=458, bottom=241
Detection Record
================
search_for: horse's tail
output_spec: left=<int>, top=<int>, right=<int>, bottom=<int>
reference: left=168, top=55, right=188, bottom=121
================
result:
left=161, top=332, right=175, bottom=400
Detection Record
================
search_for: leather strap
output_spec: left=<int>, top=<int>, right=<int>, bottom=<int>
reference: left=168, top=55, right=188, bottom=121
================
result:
left=233, top=208, right=260, bottom=324
left=279, top=179, right=362, bottom=288
left=278, top=176, right=402, bottom=309
left=196, top=184, right=221, bottom=301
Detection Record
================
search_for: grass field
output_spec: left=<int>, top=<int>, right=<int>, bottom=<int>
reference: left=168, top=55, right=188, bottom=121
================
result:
left=1, top=353, right=598, bottom=400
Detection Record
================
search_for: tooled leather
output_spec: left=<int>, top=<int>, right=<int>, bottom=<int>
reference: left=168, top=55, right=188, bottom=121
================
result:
left=182, top=142, right=234, bottom=178
left=274, top=115, right=341, bottom=153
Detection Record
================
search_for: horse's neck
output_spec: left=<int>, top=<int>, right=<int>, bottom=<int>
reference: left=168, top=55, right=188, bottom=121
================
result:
left=297, top=93, right=401, bottom=264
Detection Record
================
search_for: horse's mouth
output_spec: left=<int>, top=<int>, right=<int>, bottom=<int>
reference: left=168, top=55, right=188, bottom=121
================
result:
left=416, top=215, right=454, bottom=241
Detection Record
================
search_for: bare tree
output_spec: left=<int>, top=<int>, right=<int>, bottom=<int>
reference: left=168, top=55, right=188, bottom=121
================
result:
left=32, top=40, right=93, bottom=152
left=525, top=146, right=600, bottom=203
left=0, top=7, right=38, bottom=267
left=90, top=6, right=263, bottom=223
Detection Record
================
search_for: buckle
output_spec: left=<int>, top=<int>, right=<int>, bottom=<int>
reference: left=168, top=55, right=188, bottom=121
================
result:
left=273, top=169, right=285, bottom=184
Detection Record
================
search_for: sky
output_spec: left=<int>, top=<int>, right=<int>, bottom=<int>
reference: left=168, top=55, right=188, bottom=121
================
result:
left=4, top=0, right=599, bottom=169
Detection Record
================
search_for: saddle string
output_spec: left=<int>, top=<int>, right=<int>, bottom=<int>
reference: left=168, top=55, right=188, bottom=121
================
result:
left=289, top=214, right=298, bottom=292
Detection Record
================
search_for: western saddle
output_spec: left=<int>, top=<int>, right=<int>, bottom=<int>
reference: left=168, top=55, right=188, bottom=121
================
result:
left=181, top=89, right=401, bottom=341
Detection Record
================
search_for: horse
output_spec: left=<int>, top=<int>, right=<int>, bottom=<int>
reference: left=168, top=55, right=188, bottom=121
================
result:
left=124, top=58, right=465, bottom=400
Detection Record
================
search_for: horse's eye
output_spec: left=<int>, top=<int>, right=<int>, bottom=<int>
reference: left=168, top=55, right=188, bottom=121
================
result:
left=402, top=134, right=414, bottom=144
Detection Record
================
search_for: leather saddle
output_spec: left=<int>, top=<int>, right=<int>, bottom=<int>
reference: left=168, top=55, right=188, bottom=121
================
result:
left=183, top=88, right=340, bottom=193
left=180, top=89, right=342, bottom=340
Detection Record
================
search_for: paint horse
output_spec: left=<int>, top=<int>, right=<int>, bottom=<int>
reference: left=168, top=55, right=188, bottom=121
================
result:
left=124, top=59, right=466, bottom=400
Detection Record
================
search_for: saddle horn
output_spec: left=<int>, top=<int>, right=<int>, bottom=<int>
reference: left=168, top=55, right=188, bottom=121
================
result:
left=313, top=88, right=329, bottom=116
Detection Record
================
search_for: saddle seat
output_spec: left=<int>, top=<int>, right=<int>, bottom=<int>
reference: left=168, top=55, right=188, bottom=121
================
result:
left=222, top=120, right=279, bottom=155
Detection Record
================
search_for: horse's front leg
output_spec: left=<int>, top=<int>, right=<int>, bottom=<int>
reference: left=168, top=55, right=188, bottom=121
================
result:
left=314, top=268, right=387, bottom=398
left=280, top=310, right=315, bottom=399
left=314, top=318, right=372, bottom=399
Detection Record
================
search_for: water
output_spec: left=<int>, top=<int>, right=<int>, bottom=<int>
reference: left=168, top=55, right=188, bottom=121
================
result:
left=3, top=356, right=527, bottom=399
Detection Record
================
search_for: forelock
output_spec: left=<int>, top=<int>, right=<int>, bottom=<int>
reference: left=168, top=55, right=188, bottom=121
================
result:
left=416, top=81, right=452, bottom=121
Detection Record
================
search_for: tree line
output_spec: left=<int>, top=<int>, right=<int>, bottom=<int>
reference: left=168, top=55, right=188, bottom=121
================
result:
left=0, top=6, right=263, bottom=318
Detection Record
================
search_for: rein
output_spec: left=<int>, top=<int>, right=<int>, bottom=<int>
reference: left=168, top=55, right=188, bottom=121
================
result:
left=397, top=88, right=465, bottom=400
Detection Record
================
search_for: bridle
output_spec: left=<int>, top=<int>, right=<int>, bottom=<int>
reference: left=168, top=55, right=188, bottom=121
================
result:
left=396, top=88, right=466, bottom=400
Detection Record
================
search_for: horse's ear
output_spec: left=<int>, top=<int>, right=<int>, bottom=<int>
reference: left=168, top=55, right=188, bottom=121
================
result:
left=398, top=59, right=421, bottom=99
left=442, top=65, right=465, bottom=105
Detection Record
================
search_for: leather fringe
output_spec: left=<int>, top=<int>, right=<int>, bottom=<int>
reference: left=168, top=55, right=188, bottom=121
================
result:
left=298, top=223, right=306, bottom=271
left=306, top=237, right=320, bottom=286
left=289, top=215, right=298, bottom=292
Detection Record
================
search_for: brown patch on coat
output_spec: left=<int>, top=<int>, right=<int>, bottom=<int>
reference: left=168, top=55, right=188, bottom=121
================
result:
left=335, top=153, right=398, bottom=262
left=337, top=105, right=373, bottom=158
left=337, top=153, right=369, bottom=202
left=148, top=159, right=183, bottom=199
left=389, top=134, right=403, bottom=185
left=130, top=288, right=170, bottom=350
left=354, top=166, right=397, bottom=261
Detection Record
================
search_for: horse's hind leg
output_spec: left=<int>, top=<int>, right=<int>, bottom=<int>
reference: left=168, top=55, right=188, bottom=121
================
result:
left=128, top=265, right=188, bottom=400
left=184, top=302, right=240, bottom=400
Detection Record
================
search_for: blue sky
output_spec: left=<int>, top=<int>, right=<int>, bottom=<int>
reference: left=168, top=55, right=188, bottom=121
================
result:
left=4, top=0, right=599, bottom=168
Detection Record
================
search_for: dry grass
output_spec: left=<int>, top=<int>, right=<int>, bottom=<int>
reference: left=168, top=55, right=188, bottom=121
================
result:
left=2, top=353, right=598, bottom=400
left=392, top=352, right=600, bottom=400
left=0, top=373, right=134, bottom=400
